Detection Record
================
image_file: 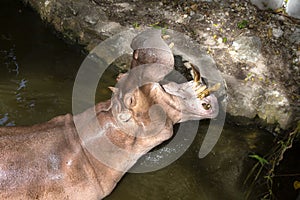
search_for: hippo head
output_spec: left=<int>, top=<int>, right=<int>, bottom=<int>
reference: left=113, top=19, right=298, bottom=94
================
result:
left=110, top=29, right=219, bottom=138
left=110, top=82, right=167, bottom=137
left=109, top=78, right=219, bottom=138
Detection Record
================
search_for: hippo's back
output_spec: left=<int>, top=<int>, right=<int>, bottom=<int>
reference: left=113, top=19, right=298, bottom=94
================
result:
left=0, top=114, right=102, bottom=200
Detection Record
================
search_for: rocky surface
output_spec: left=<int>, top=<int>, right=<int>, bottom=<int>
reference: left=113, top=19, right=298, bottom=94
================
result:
left=21, top=0, right=299, bottom=131
left=250, top=0, right=283, bottom=10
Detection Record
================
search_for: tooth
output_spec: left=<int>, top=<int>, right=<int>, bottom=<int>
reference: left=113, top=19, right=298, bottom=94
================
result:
left=196, top=85, right=207, bottom=94
left=197, top=83, right=221, bottom=99
left=169, top=42, right=174, bottom=49
left=209, top=83, right=221, bottom=92
left=191, top=64, right=200, bottom=83
left=198, top=90, right=209, bottom=99
left=193, top=81, right=200, bottom=89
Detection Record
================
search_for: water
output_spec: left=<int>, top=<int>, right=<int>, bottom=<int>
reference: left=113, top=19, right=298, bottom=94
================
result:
left=0, top=0, right=85, bottom=125
left=0, top=1, right=276, bottom=199
left=105, top=123, right=272, bottom=200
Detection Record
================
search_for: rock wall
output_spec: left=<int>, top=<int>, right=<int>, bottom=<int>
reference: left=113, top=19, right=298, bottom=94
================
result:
left=250, top=0, right=283, bottom=10
left=286, top=0, right=300, bottom=19
left=22, top=0, right=300, bottom=131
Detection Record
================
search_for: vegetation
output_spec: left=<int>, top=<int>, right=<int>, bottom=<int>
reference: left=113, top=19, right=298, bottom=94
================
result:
left=245, top=121, right=300, bottom=199
left=237, top=20, right=249, bottom=29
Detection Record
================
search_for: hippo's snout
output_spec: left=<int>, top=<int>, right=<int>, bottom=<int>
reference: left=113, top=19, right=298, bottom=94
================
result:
left=162, top=81, right=219, bottom=123
left=196, top=94, right=219, bottom=119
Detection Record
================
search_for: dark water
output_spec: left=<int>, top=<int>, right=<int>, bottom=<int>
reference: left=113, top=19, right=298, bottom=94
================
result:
left=274, top=143, right=300, bottom=200
left=0, top=0, right=86, bottom=125
left=0, top=1, right=282, bottom=199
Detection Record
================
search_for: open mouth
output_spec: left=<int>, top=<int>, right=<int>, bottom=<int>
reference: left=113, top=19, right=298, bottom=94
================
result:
left=162, top=80, right=219, bottom=121
left=161, top=64, right=220, bottom=121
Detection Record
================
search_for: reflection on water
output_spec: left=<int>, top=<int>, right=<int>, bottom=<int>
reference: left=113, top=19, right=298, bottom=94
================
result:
left=1, top=46, right=19, bottom=75
left=0, top=0, right=274, bottom=199
left=0, top=113, right=13, bottom=126
left=0, top=0, right=85, bottom=125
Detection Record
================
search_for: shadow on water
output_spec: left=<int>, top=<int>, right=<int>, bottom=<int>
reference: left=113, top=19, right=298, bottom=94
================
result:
left=0, top=1, right=281, bottom=200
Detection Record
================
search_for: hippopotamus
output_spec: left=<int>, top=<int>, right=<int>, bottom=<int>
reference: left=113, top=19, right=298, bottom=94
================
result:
left=0, top=30, right=219, bottom=199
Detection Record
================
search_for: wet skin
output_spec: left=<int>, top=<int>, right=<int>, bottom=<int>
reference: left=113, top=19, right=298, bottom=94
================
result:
left=0, top=30, right=219, bottom=199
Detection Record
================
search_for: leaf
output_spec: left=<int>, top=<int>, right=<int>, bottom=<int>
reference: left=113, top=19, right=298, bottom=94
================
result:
left=249, top=154, right=269, bottom=165
left=237, top=20, right=248, bottom=29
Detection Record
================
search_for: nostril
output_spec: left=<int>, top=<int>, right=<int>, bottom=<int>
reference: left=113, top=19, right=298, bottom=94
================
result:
left=202, top=103, right=211, bottom=110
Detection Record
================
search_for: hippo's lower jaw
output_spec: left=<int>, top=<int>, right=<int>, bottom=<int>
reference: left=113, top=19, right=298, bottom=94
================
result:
left=161, top=81, right=219, bottom=123
left=178, top=94, right=219, bottom=122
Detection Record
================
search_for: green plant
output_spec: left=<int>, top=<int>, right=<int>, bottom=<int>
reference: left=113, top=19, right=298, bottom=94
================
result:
left=133, top=22, right=139, bottom=29
left=149, top=22, right=167, bottom=34
left=249, top=154, right=269, bottom=165
left=237, top=20, right=248, bottom=29
left=244, top=122, right=300, bottom=199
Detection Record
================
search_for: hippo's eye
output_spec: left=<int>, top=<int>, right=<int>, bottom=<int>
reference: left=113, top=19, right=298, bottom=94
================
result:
left=202, top=103, right=211, bottom=110
left=124, top=94, right=136, bottom=108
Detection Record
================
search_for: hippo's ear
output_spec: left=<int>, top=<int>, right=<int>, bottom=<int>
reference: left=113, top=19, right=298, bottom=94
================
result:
left=108, top=87, right=119, bottom=94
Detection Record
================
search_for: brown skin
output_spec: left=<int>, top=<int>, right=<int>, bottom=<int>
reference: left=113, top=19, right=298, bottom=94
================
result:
left=0, top=80, right=217, bottom=199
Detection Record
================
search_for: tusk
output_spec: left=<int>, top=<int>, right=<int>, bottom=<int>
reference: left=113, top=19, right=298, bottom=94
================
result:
left=197, top=83, right=221, bottom=99
left=208, top=83, right=221, bottom=92
left=191, top=63, right=201, bottom=83
left=196, top=85, right=207, bottom=94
